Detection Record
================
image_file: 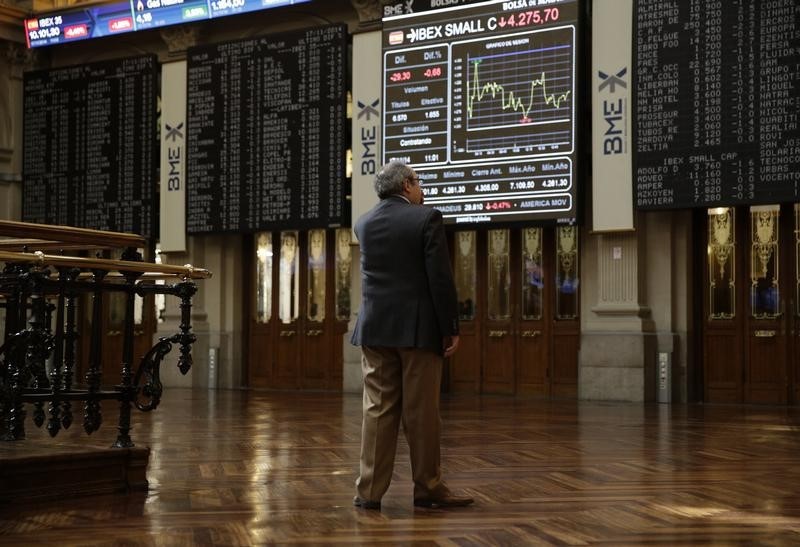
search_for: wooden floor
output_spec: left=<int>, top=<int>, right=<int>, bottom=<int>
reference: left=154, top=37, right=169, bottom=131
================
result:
left=2, top=390, right=800, bottom=545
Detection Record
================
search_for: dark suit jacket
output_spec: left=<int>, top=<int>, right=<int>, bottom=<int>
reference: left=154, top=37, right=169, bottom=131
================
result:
left=351, top=195, right=459, bottom=354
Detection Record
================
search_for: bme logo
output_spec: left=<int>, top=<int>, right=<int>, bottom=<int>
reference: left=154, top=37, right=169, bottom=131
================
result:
left=384, top=0, right=414, bottom=16
left=164, top=122, right=184, bottom=191
left=598, top=68, right=627, bottom=155
left=358, top=99, right=380, bottom=175
left=598, top=67, right=627, bottom=93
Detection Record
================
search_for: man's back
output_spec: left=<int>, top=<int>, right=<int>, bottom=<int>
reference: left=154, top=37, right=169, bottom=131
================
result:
left=351, top=195, right=458, bottom=353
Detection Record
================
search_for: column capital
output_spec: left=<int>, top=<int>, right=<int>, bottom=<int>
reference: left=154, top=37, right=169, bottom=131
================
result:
left=0, top=3, right=26, bottom=46
left=5, top=41, right=39, bottom=79
left=159, top=24, right=201, bottom=58
left=350, top=0, right=387, bottom=31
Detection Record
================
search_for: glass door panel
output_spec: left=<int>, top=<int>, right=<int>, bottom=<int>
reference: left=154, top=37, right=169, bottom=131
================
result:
left=255, top=232, right=273, bottom=323
left=455, top=231, right=477, bottom=320
left=307, top=229, right=326, bottom=322
left=708, top=207, right=735, bottom=320
left=555, top=226, right=578, bottom=319
left=450, top=230, right=479, bottom=393
left=279, top=231, right=299, bottom=324
left=334, top=228, right=352, bottom=321
left=750, top=205, right=780, bottom=319
left=488, top=229, right=511, bottom=320
left=521, top=228, right=543, bottom=320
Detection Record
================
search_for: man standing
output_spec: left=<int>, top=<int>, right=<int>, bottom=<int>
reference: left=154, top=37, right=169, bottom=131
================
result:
left=351, top=161, right=474, bottom=510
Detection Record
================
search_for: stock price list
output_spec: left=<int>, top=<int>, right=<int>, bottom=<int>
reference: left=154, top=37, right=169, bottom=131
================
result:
left=186, top=25, right=347, bottom=233
left=22, top=55, right=157, bottom=236
left=634, top=0, right=800, bottom=209
left=384, top=44, right=450, bottom=167
left=382, top=0, right=579, bottom=225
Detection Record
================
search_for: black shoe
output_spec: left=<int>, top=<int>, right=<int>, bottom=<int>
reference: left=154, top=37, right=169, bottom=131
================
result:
left=414, top=493, right=474, bottom=508
left=353, top=496, right=381, bottom=510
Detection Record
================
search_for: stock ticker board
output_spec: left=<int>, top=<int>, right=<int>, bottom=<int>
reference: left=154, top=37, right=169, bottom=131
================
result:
left=186, top=25, right=347, bottom=234
left=24, top=0, right=311, bottom=48
left=634, top=0, right=800, bottom=209
left=22, top=55, right=158, bottom=237
left=382, top=0, right=580, bottom=225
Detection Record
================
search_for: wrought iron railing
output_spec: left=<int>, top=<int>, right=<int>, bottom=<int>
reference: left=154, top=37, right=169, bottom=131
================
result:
left=0, top=221, right=211, bottom=448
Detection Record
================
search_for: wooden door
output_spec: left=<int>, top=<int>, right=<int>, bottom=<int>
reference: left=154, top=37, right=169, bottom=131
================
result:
left=300, top=229, right=335, bottom=390
left=449, top=231, right=480, bottom=393
left=447, top=227, right=580, bottom=398
left=274, top=230, right=302, bottom=389
left=483, top=229, right=515, bottom=394
left=248, top=229, right=347, bottom=391
left=248, top=232, right=277, bottom=389
left=517, top=228, right=548, bottom=396
left=551, top=226, right=580, bottom=398
left=703, top=207, right=744, bottom=402
left=745, top=206, right=787, bottom=403
left=703, top=205, right=791, bottom=404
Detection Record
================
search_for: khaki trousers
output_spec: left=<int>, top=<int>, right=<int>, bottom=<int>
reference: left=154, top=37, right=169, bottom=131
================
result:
left=355, top=346, right=449, bottom=502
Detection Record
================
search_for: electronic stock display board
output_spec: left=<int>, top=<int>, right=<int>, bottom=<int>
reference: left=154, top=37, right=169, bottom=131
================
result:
left=382, top=0, right=579, bottom=225
left=634, top=0, right=800, bottom=209
left=24, top=0, right=310, bottom=48
left=22, top=55, right=157, bottom=237
left=186, top=25, right=347, bottom=234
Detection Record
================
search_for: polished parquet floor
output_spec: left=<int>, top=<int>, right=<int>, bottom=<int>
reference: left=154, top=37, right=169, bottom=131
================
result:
left=2, top=389, right=800, bottom=545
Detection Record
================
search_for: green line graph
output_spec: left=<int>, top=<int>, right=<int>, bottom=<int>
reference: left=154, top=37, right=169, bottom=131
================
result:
left=466, top=59, right=571, bottom=124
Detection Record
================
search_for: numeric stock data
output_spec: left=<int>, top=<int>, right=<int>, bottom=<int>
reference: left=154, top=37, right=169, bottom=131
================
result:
left=634, top=0, right=800, bottom=209
left=22, top=55, right=157, bottom=236
left=382, top=0, right=579, bottom=225
left=186, top=25, right=347, bottom=233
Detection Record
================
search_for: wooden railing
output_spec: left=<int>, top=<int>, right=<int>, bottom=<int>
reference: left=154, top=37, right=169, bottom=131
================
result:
left=0, top=220, right=148, bottom=249
left=0, top=222, right=210, bottom=447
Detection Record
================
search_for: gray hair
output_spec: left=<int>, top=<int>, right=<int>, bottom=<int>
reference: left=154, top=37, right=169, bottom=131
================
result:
left=374, top=161, right=414, bottom=199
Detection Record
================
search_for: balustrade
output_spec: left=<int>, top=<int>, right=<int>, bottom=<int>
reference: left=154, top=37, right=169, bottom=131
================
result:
left=0, top=221, right=210, bottom=447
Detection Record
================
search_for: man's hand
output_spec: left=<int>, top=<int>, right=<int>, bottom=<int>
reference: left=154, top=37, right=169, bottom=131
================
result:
left=443, top=335, right=460, bottom=358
